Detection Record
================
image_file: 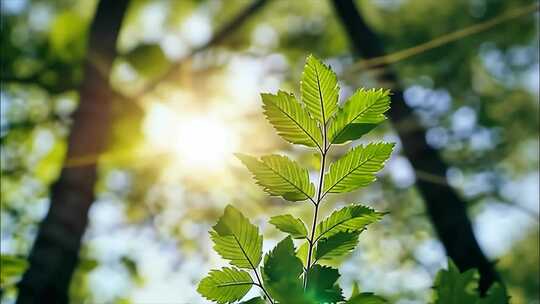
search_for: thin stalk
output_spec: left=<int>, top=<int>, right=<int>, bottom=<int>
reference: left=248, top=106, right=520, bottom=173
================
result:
left=304, top=121, right=328, bottom=289
left=235, top=233, right=274, bottom=304
left=253, top=267, right=274, bottom=304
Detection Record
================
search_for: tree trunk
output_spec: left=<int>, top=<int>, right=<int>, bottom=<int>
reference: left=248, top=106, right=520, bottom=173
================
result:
left=331, top=0, right=499, bottom=294
left=16, top=1, right=129, bottom=303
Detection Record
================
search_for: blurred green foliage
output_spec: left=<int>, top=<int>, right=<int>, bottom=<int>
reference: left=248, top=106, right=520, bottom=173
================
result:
left=0, top=0, right=537, bottom=303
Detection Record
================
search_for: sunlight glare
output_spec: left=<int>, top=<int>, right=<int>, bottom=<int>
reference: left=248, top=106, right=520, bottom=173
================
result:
left=144, top=103, right=238, bottom=171
left=174, top=117, right=236, bottom=168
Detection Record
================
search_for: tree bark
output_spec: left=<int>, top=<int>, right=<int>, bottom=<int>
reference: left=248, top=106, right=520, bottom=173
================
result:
left=16, top=1, right=129, bottom=303
left=331, top=0, right=499, bottom=294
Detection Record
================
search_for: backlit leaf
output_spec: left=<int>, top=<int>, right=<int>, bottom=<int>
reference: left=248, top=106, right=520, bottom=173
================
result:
left=269, top=214, right=308, bottom=239
left=197, top=267, right=253, bottom=304
left=330, top=123, right=379, bottom=145
left=315, top=231, right=360, bottom=262
left=262, top=91, right=323, bottom=149
left=301, top=55, right=339, bottom=124
left=237, top=154, right=315, bottom=201
left=323, top=143, right=394, bottom=194
left=211, top=205, right=263, bottom=269
left=328, top=88, right=390, bottom=145
left=296, top=241, right=309, bottom=267
left=316, top=204, right=384, bottom=240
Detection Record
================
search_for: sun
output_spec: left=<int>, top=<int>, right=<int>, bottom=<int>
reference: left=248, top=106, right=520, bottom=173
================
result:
left=173, top=116, right=237, bottom=168
left=143, top=103, right=238, bottom=171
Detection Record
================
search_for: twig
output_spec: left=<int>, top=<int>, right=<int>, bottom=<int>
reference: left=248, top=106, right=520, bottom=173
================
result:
left=348, top=2, right=540, bottom=71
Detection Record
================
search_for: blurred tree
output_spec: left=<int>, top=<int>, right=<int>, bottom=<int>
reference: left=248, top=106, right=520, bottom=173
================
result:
left=16, top=1, right=129, bottom=303
left=331, top=0, right=499, bottom=294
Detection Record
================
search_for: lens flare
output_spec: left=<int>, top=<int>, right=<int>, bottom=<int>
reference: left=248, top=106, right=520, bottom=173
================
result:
left=143, top=103, right=238, bottom=172
left=174, top=117, right=237, bottom=168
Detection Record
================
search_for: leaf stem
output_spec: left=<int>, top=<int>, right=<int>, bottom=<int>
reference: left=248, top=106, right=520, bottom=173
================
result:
left=304, top=122, right=328, bottom=289
left=234, top=234, right=274, bottom=304
left=253, top=267, right=274, bottom=304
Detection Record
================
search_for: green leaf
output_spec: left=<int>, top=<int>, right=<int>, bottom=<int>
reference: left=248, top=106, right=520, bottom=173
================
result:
left=296, top=241, right=309, bottom=267
left=323, top=143, right=394, bottom=194
left=262, top=236, right=307, bottom=304
left=479, top=283, right=509, bottom=304
left=211, top=205, right=263, bottom=269
left=433, top=260, right=478, bottom=304
left=0, top=255, right=28, bottom=288
left=328, top=89, right=390, bottom=145
left=263, top=236, right=303, bottom=283
left=197, top=267, right=254, bottom=304
left=240, top=297, right=266, bottom=304
left=269, top=214, right=308, bottom=239
left=301, top=55, right=339, bottom=124
left=262, top=91, right=323, bottom=149
left=347, top=293, right=387, bottom=304
left=315, top=231, right=360, bottom=262
left=331, top=123, right=379, bottom=145
left=316, top=205, right=384, bottom=241
left=433, top=260, right=508, bottom=304
left=305, top=265, right=344, bottom=303
left=236, top=154, right=315, bottom=201
left=347, top=283, right=387, bottom=303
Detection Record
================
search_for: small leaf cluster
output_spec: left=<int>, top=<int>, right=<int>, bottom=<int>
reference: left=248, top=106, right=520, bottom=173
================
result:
left=433, top=260, right=508, bottom=304
left=198, top=55, right=394, bottom=303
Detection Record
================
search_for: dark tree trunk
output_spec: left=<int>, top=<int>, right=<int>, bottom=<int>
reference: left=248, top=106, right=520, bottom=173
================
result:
left=331, top=0, right=499, bottom=294
left=16, top=1, right=129, bottom=303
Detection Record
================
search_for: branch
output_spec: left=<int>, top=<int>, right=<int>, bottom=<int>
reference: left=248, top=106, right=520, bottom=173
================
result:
left=135, top=0, right=269, bottom=99
left=348, top=2, right=540, bottom=71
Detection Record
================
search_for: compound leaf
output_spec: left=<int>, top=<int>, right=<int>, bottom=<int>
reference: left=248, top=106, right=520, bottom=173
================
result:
left=301, top=55, right=339, bottom=124
left=237, top=154, right=315, bottom=201
left=262, top=91, right=323, bottom=149
left=269, top=214, right=308, bottom=239
left=211, top=205, right=263, bottom=269
left=328, top=88, right=390, bottom=145
left=323, top=143, right=394, bottom=194
left=316, top=204, right=384, bottom=240
left=197, top=267, right=253, bottom=304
